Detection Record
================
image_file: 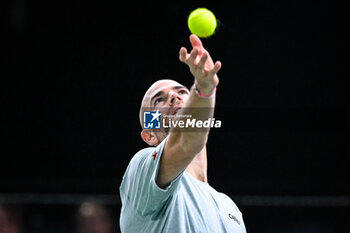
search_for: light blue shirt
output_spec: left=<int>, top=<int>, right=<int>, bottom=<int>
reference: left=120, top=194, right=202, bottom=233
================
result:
left=119, top=138, right=247, bottom=233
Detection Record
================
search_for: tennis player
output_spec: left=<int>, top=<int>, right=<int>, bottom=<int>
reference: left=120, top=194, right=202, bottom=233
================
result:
left=120, top=34, right=246, bottom=233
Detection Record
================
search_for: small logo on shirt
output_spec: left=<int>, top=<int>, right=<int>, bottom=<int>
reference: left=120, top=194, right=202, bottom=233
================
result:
left=228, top=213, right=241, bottom=225
left=152, top=151, right=158, bottom=160
left=143, top=110, right=161, bottom=129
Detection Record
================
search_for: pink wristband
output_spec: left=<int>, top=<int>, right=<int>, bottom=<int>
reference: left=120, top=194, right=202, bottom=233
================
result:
left=194, top=85, right=217, bottom=98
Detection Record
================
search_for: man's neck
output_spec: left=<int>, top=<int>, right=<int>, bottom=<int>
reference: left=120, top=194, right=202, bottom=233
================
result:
left=186, top=146, right=208, bottom=183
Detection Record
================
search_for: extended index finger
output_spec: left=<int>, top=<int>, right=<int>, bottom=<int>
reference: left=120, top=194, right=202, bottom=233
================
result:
left=190, top=34, right=205, bottom=54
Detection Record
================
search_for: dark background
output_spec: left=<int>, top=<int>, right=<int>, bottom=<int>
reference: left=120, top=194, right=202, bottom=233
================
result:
left=3, top=0, right=349, bottom=232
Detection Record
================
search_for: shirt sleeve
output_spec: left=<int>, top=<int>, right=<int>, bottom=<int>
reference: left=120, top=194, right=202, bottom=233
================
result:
left=119, top=137, right=184, bottom=216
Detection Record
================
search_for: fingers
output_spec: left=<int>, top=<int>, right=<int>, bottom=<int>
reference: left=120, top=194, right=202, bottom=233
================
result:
left=190, top=34, right=203, bottom=50
left=179, top=35, right=221, bottom=78
left=197, top=52, right=208, bottom=70
left=179, top=47, right=187, bottom=62
left=187, top=47, right=198, bottom=65
left=207, top=61, right=222, bottom=77
left=180, top=47, right=220, bottom=75
left=179, top=46, right=200, bottom=64
left=180, top=47, right=206, bottom=67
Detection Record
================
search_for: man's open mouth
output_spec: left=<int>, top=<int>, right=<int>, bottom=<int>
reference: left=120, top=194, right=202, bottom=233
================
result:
left=172, top=107, right=182, bottom=115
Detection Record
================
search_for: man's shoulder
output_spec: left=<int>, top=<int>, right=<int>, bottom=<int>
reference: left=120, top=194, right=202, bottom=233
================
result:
left=130, top=139, right=167, bottom=165
left=121, top=147, right=155, bottom=183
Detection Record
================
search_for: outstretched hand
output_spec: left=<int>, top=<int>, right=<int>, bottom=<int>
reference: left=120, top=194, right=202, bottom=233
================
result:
left=179, top=34, right=222, bottom=95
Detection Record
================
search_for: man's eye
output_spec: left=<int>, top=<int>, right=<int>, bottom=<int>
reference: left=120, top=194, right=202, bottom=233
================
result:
left=154, top=98, right=163, bottom=105
left=178, top=90, right=188, bottom=95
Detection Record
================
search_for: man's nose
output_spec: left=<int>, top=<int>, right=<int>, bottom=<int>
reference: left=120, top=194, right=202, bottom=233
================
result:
left=169, top=91, right=182, bottom=105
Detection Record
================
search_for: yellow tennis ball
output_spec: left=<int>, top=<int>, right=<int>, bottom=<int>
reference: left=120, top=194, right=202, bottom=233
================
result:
left=187, top=8, right=217, bottom=38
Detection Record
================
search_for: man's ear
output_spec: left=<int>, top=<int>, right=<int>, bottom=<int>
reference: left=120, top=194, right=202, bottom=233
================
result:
left=141, top=130, right=159, bottom=146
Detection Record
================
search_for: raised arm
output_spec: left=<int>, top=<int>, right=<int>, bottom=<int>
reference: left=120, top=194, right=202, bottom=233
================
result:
left=156, top=35, right=222, bottom=188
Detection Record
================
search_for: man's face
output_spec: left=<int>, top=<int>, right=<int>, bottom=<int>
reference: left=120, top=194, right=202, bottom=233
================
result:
left=140, top=80, right=190, bottom=142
